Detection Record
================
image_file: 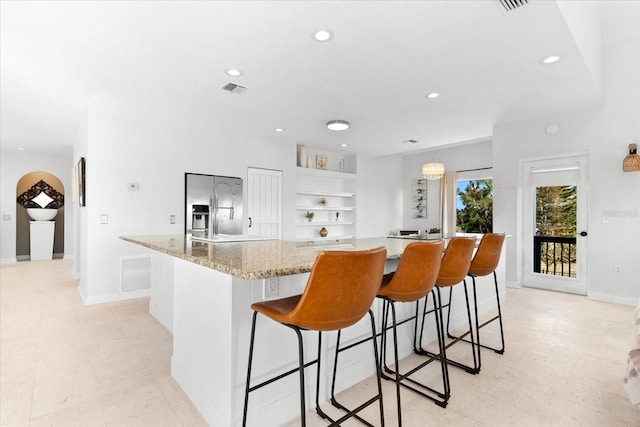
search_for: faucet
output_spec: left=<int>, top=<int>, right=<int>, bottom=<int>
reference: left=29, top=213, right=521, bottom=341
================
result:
left=208, top=181, right=236, bottom=238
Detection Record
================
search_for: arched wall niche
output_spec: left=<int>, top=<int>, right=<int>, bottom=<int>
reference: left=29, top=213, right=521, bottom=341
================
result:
left=15, top=171, right=65, bottom=260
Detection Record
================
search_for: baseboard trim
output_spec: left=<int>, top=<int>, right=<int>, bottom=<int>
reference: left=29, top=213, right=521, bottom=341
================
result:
left=587, top=291, right=639, bottom=307
left=79, top=289, right=151, bottom=305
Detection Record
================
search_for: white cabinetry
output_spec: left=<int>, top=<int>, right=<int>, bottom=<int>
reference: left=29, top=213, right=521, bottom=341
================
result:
left=295, top=167, right=357, bottom=242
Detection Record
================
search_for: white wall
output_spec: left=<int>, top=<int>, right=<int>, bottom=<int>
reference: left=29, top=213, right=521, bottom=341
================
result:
left=402, top=140, right=493, bottom=234
left=0, top=150, right=74, bottom=262
left=76, top=98, right=299, bottom=303
left=74, top=96, right=406, bottom=303
left=356, top=153, right=403, bottom=237
left=493, top=39, right=640, bottom=305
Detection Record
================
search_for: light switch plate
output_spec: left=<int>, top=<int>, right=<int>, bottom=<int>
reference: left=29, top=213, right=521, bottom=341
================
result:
left=100, top=214, right=108, bottom=224
left=2, top=214, right=11, bottom=221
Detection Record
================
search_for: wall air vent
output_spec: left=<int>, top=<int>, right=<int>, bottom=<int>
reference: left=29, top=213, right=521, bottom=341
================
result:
left=498, top=0, right=529, bottom=12
left=120, top=255, right=151, bottom=293
left=222, top=82, right=247, bottom=93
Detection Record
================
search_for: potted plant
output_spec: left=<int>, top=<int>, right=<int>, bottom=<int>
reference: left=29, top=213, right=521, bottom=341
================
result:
left=427, top=227, right=441, bottom=239
left=305, top=211, right=314, bottom=222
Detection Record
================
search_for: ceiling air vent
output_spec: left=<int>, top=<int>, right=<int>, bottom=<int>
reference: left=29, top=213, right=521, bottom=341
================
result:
left=222, top=82, right=247, bottom=94
left=498, top=0, right=529, bottom=12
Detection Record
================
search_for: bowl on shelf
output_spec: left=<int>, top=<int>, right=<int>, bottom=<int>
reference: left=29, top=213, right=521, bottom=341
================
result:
left=26, top=208, right=58, bottom=221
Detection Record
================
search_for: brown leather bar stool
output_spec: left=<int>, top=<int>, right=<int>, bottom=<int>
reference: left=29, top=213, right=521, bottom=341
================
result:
left=375, top=240, right=447, bottom=426
left=242, top=247, right=387, bottom=427
left=447, top=233, right=506, bottom=371
left=416, top=236, right=478, bottom=374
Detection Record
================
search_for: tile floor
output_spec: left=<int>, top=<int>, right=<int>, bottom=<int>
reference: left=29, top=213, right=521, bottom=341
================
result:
left=1, top=259, right=638, bottom=426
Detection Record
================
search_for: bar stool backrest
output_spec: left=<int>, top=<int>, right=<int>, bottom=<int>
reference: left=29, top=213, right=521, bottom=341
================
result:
left=436, top=237, right=476, bottom=287
left=468, top=233, right=506, bottom=277
left=289, top=246, right=387, bottom=331
left=379, top=240, right=444, bottom=302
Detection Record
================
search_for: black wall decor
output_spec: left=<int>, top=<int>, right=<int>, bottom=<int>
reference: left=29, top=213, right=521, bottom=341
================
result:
left=78, top=157, right=86, bottom=206
left=16, top=180, right=65, bottom=209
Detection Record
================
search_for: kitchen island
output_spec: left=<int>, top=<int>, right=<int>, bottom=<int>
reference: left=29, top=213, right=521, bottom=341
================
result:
left=121, top=234, right=505, bottom=426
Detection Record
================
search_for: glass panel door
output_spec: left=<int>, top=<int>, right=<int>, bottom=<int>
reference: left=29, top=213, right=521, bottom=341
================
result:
left=522, top=155, right=588, bottom=295
left=534, top=185, right=577, bottom=277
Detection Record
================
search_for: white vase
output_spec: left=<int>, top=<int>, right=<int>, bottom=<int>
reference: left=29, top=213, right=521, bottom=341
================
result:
left=298, top=145, right=307, bottom=167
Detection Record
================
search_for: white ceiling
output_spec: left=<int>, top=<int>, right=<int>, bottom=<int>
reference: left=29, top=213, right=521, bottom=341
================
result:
left=1, top=0, right=639, bottom=157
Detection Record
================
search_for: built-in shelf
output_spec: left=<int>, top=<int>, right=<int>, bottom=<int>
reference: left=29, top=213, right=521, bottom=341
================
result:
left=297, top=206, right=356, bottom=211
left=295, top=154, right=357, bottom=242
left=296, top=235, right=355, bottom=242
left=295, top=167, right=357, bottom=180
left=297, top=221, right=356, bottom=226
left=296, top=189, right=355, bottom=198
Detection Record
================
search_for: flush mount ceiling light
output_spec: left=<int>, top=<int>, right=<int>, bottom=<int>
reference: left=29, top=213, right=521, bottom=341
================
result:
left=545, top=123, right=559, bottom=135
left=225, top=68, right=244, bottom=77
left=327, top=120, right=350, bottom=131
left=340, top=143, right=348, bottom=147
left=426, top=92, right=440, bottom=99
left=16, top=147, right=25, bottom=151
left=313, top=29, right=334, bottom=42
left=274, top=128, right=285, bottom=132
left=422, top=162, right=445, bottom=180
left=540, top=55, right=560, bottom=64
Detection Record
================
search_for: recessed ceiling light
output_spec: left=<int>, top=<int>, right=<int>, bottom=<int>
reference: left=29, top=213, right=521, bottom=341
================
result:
left=274, top=128, right=285, bottom=132
left=340, top=143, right=348, bottom=147
left=313, top=29, right=334, bottom=42
left=426, top=92, right=440, bottom=99
left=16, top=147, right=25, bottom=150
left=540, top=55, right=560, bottom=64
left=404, top=139, right=419, bottom=145
left=327, top=120, right=350, bottom=131
left=225, top=68, right=244, bottom=77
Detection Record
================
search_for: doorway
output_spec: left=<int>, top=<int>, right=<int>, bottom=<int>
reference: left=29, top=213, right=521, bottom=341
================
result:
left=521, top=154, right=588, bottom=295
left=246, top=167, right=282, bottom=239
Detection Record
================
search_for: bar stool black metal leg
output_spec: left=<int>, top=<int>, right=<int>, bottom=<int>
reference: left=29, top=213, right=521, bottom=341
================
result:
left=450, top=272, right=506, bottom=354
left=243, top=311, right=258, bottom=427
left=293, top=327, right=307, bottom=427
left=462, top=279, right=479, bottom=373
left=315, top=331, right=327, bottom=421
left=432, top=288, right=450, bottom=402
left=465, top=276, right=482, bottom=372
left=493, top=271, right=506, bottom=353
left=379, top=300, right=403, bottom=426
left=446, top=286, right=454, bottom=339
left=327, top=310, right=385, bottom=427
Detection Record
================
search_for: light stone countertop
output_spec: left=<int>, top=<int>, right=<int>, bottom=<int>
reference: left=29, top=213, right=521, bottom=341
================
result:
left=120, top=234, right=428, bottom=280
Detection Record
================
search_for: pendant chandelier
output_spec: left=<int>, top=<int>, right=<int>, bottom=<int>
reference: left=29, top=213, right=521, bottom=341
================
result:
left=422, top=162, right=445, bottom=180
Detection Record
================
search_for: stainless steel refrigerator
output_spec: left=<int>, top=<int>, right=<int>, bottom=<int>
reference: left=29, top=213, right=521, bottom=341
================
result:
left=184, top=173, right=243, bottom=235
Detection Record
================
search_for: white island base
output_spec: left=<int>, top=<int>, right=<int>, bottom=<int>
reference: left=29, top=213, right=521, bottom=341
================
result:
left=170, top=257, right=396, bottom=427
left=122, top=235, right=505, bottom=427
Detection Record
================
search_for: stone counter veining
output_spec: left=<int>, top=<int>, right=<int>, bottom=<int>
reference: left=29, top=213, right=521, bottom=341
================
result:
left=120, top=234, right=421, bottom=280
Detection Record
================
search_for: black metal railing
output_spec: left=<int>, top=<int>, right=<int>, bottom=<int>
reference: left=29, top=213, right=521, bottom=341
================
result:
left=533, top=235, right=577, bottom=277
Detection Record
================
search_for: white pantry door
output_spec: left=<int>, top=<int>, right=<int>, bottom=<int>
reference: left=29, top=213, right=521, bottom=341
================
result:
left=247, top=168, right=282, bottom=239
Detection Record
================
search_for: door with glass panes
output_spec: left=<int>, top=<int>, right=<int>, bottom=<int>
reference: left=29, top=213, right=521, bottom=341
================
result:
left=522, top=155, right=588, bottom=295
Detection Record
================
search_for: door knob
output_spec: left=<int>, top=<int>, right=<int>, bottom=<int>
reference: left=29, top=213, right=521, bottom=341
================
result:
left=579, top=231, right=588, bottom=237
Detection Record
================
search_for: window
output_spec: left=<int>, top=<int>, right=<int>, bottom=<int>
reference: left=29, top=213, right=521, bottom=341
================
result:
left=456, top=171, right=493, bottom=233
